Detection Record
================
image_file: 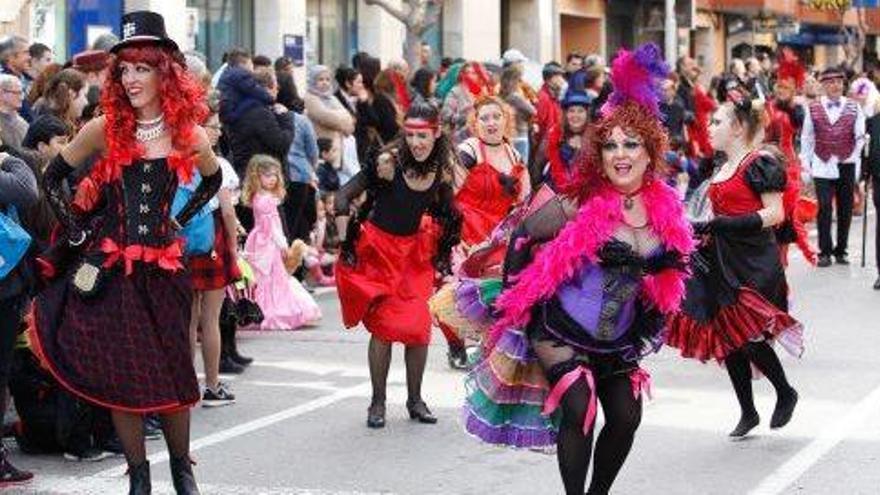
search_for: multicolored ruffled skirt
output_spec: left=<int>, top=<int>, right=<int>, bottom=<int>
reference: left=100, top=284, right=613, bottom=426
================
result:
left=463, top=325, right=559, bottom=450
left=429, top=277, right=502, bottom=342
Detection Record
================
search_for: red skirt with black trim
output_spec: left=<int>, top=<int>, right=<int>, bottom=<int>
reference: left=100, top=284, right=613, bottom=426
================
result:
left=335, top=218, right=438, bottom=345
left=189, top=210, right=241, bottom=291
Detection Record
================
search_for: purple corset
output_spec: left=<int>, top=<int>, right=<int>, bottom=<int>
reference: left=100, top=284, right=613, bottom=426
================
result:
left=555, top=261, right=640, bottom=342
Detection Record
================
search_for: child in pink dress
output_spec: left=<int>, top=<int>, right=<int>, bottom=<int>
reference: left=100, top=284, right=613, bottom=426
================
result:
left=242, top=155, right=321, bottom=330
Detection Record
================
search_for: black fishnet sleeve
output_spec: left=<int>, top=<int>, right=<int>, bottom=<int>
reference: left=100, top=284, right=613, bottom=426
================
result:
left=175, top=168, right=222, bottom=227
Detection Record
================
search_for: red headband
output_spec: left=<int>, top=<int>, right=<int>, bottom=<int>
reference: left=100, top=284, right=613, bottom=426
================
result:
left=404, top=119, right=439, bottom=131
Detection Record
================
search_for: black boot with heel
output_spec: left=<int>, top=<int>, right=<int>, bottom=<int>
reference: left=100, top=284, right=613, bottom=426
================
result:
left=170, top=455, right=200, bottom=494
left=127, top=460, right=151, bottom=495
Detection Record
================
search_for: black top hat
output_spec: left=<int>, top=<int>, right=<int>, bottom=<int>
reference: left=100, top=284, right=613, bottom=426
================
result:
left=111, top=11, right=180, bottom=54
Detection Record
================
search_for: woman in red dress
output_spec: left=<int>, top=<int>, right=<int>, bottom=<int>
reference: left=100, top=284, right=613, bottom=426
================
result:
left=32, top=11, right=217, bottom=493
left=335, top=101, right=461, bottom=428
left=666, top=89, right=803, bottom=438
left=454, top=95, right=530, bottom=247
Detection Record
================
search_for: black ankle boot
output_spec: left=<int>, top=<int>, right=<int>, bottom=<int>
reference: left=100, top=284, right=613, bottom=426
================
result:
left=219, top=354, right=245, bottom=374
left=170, top=455, right=200, bottom=494
left=127, top=461, right=151, bottom=495
left=229, top=344, right=253, bottom=367
left=223, top=318, right=253, bottom=366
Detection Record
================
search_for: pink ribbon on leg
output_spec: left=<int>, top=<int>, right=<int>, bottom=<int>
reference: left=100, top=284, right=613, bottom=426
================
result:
left=629, top=367, right=653, bottom=401
left=542, top=366, right=597, bottom=436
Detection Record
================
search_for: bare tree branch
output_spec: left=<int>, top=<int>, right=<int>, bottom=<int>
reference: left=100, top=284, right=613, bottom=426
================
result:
left=364, top=0, right=411, bottom=25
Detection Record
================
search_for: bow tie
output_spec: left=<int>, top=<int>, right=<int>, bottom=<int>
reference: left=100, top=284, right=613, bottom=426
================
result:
left=827, top=100, right=842, bottom=109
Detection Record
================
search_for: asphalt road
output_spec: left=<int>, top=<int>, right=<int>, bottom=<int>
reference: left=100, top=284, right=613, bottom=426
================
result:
left=7, top=212, right=879, bottom=494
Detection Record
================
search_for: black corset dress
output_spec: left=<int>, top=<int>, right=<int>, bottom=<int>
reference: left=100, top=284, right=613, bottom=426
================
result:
left=32, top=159, right=199, bottom=413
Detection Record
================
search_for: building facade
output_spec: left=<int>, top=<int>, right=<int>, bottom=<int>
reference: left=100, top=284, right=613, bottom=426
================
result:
left=4, top=0, right=880, bottom=83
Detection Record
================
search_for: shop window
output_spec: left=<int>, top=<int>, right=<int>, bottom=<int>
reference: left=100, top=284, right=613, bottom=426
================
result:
left=307, top=0, right=358, bottom=67
left=186, top=0, right=254, bottom=71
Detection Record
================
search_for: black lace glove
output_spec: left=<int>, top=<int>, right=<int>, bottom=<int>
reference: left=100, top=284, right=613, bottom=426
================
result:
left=643, top=250, right=686, bottom=274
left=42, top=154, right=87, bottom=246
left=693, top=212, right=762, bottom=236
left=174, top=168, right=222, bottom=228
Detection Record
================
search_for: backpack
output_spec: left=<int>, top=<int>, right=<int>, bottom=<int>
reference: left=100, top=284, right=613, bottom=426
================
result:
left=0, top=204, right=32, bottom=279
left=171, top=172, right=215, bottom=255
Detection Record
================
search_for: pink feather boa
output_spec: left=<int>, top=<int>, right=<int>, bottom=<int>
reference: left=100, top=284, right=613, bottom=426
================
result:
left=486, top=179, right=694, bottom=352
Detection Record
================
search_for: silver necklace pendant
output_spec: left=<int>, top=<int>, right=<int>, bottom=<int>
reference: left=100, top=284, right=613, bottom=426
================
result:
left=624, top=196, right=635, bottom=210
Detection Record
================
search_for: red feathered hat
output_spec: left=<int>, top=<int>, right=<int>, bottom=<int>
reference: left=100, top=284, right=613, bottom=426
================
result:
left=776, top=48, right=805, bottom=90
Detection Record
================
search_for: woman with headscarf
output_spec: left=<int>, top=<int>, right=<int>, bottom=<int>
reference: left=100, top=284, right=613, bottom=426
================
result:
left=303, top=65, right=355, bottom=172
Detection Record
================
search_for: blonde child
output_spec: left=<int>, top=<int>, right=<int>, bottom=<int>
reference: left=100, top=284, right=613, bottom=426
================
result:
left=242, top=155, right=321, bottom=330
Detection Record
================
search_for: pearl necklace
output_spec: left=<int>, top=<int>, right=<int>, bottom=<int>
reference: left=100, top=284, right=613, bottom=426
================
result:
left=136, top=114, right=164, bottom=126
left=135, top=114, right=165, bottom=143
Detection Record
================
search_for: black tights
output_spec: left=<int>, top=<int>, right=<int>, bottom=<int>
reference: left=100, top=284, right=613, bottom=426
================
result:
left=112, top=410, right=191, bottom=466
left=534, top=340, right=641, bottom=495
left=367, top=336, right=429, bottom=407
left=725, top=341, right=794, bottom=418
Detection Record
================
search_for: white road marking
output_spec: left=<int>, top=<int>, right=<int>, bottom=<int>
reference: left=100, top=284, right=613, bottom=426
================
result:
left=243, top=379, right=341, bottom=392
left=748, top=383, right=880, bottom=495
left=17, top=475, right=391, bottom=494
left=86, top=381, right=371, bottom=481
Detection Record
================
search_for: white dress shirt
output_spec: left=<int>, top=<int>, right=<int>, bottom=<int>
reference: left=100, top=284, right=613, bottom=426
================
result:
left=799, top=95, right=866, bottom=180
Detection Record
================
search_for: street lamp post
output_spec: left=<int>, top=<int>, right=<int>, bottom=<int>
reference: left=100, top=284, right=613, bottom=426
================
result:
left=665, top=0, right=677, bottom=63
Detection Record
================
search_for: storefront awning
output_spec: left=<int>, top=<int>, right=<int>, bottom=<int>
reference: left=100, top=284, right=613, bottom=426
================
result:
left=777, top=24, right=847, bottom=46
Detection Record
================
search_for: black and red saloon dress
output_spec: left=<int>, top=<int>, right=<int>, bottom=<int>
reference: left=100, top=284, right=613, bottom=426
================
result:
left=31, top=158, right=200, bottom=414
left=455, top=139, right=526, bottom=247
left=335, top=163, right=442, bottom=346
left=665, top=152, right=805, bottom=363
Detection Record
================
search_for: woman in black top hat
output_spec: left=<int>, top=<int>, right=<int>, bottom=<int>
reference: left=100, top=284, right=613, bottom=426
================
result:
left=31, top=11, right=216, bottom=494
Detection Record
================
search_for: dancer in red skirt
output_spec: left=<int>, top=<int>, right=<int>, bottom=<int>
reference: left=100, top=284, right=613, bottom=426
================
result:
left=32, top=11, right=218, bottom=493
left=438, top=95, right=530, bottom=368
left=455, top=95, right=530, bottom=246
left=335, top=101, right=461, bottom=428
left=666, top=87, right=803, bottom=438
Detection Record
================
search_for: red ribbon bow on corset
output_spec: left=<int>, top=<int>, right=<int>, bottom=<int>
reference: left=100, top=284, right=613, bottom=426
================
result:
left=101, top=238, right=185, bottom=275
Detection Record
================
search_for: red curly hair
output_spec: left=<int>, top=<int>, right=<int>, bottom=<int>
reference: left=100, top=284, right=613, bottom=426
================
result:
left=564, top=101, right=669, bottom=202
left=89, top=44, right=207, bottom=185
